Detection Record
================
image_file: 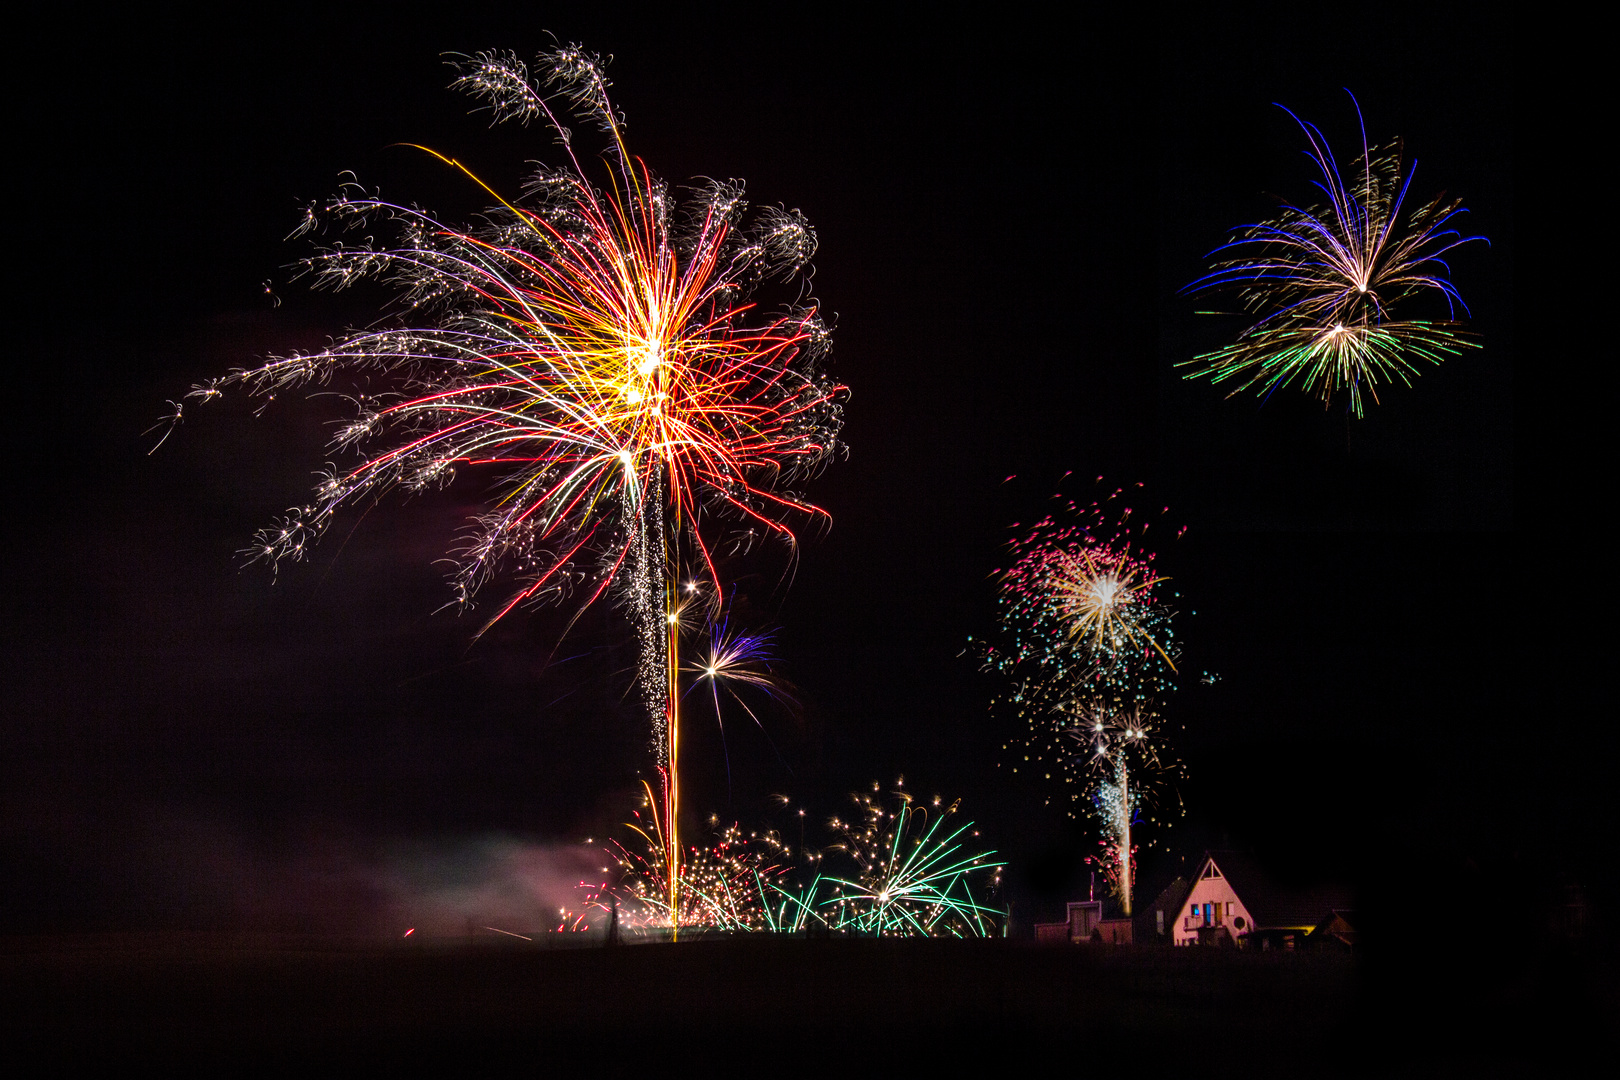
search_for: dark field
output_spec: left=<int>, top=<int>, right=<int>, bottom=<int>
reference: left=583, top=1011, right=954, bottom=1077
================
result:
left=7, top=933, right=1584, bottom=1074
left=4, top=935, right=1350, bottom=1067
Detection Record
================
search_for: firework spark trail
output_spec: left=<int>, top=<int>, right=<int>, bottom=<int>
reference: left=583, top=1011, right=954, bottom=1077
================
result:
left=1180, top=90, right=1486, bottom=416
left=168, top=47, right=844, bottom=931
left=988, top=484, right=1182, bottom=915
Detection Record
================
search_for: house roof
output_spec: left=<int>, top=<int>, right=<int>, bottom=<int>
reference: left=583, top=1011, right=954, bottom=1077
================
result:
left=1199, top=851, right=1352, bottom=930
left=1307, top=910, right=1357, bottom=937
left=1143, top=876, right=1191, bottom=916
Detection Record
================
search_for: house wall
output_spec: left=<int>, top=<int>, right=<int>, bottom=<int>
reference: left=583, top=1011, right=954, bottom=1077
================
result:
left=1034, top=922, right=1070, bottom=945
left=1173, top=861, right=1255, bottom=946
left=1097, top=917, right=1132, bottom=945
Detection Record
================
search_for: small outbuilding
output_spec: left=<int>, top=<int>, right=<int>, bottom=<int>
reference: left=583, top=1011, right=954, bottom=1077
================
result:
left=1033, top=898, right=1133, bottom=944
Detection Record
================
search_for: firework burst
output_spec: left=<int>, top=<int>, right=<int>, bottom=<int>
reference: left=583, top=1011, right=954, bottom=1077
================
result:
left=683, top=607, right=798, bottom=795
left=988, top=484, right=1183, bottom=915
left=988, top=483, right=1179, bottom=699
left=686, top=611, right=797, bottom=722
left=1181, top=91, right=1486, bottom=416
left=167, top=46, right=844, bottom=930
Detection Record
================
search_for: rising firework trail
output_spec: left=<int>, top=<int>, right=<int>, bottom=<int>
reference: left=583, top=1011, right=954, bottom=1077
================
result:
left=1063, top=693, right=1171, bottom=916
left=1181, top=91, right=1486, bottom=416
left=165, top=46, right=845, bottom=932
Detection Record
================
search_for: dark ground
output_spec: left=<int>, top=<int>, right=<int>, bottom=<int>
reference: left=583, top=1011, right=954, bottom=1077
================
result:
left=4, top=933, right=1608, bottom=1074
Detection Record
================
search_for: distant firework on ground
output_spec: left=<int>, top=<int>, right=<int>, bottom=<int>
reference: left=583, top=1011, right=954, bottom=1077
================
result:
left=1180, top=91, right=1486, bottom=416
left=821, top=783, right=1004, bottom=938
left=564, top=781, right=1003, bottom=938
left=165, top=45, right=844, bottom=931
left=563, top=786, right=792, bottom=935
left=987, top=482, right=1184, bottom=915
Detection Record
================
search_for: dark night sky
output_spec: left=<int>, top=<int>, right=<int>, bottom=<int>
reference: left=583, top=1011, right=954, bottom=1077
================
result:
left=7, top=7, right=1582, bottom=948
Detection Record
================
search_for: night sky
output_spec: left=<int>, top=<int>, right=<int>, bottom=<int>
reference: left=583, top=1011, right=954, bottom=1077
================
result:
left=8, top=7, right=1576, bottom=954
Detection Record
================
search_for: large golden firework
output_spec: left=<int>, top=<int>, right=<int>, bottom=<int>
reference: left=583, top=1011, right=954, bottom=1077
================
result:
left=172, top=46, right=844, bottom=932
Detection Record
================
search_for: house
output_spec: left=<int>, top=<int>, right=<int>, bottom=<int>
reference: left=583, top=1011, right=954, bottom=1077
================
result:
left=1034, top=852, right=1352, bottom=948
left=1172, top=850, right=1352, bottom=950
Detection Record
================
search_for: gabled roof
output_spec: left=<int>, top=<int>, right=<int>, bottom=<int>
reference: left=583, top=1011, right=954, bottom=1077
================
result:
left=1307, top=910, right=1357, bottom=945
left=1144, top=876, right=1191, bottom=916
left=1196, top=851, right=1352, bottom=931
